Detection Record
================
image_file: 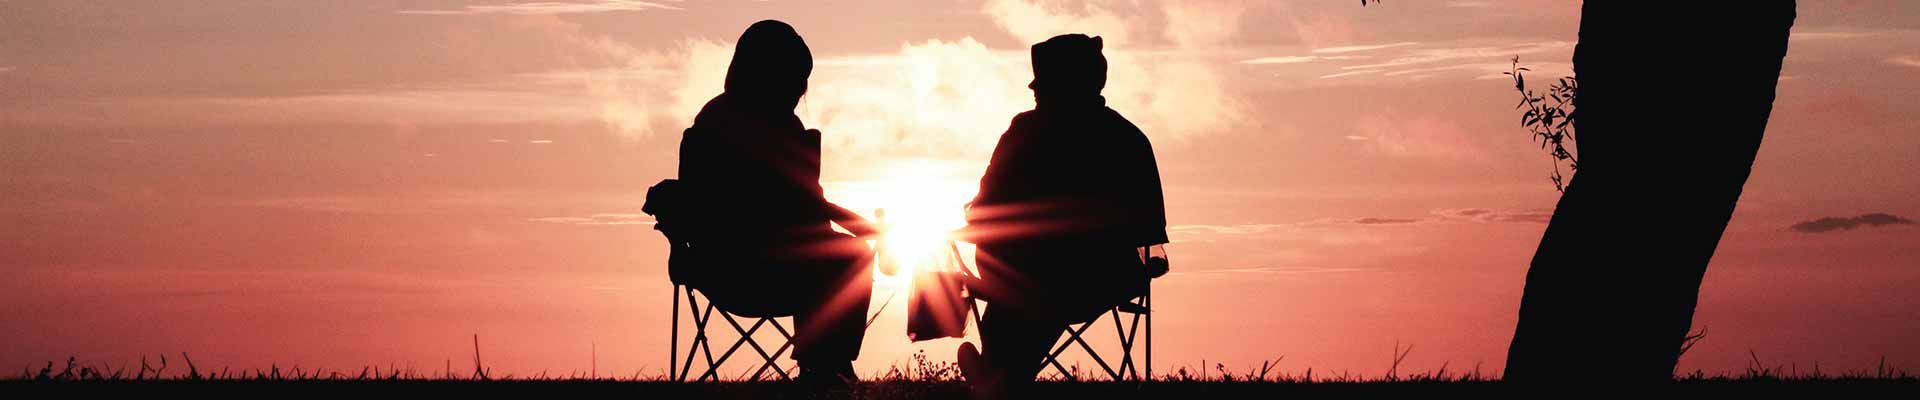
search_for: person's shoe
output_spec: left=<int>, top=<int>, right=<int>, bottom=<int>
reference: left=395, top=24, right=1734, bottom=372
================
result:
left=795, top=361, right=857, bottom=392
left=956, top=342, right=1001, bottom=397
left=956, top=342, right=984, bottom=380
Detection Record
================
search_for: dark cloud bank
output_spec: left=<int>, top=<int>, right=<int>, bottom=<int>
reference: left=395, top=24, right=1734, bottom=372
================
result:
left=1789, top=213, right=1914, bottom=233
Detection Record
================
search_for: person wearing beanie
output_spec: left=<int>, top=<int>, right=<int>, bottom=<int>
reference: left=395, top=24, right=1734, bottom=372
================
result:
left=957, top=33, right=1171, bottom=393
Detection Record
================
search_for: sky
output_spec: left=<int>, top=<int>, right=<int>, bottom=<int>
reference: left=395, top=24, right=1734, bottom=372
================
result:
left=3, top=0, right=1918, bottom=379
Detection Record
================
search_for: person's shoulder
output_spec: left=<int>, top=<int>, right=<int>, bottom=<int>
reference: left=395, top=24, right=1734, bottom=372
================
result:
left=1010, top=109, right=1043, bottom=126
left=998, top=110, right=1044, bottom=138
left=1100, top=107, right=1141, bottom=129
left=1101, top=107, right=1150, bottom=140
left=690, top=93, right=734, bottom=128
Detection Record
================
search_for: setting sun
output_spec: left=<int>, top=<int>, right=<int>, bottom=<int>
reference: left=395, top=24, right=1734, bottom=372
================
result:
left=826, top=158, right=982, bottom=285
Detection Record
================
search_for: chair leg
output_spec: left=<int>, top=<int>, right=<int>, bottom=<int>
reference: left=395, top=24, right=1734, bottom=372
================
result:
left=723, top=315, right=783, bottom=381
left=1111, top=309, right=1141, bottom=380
left=1045, top=321, right=1110, bottom=380
left=671, top=285, right=680, bottom=381
left=672, top=287, right=801, bottom=382
left=677, top=290, right=717, bottom=382
left=1072, top=324, right=1121, bottom=381
left=699, top=313, right=768, bottom=381
left=750, top=319, right=796, bottom=381
left=1039, top=296, right=1153, bottom=382
left=1145, top=289, right=1153, bottom=381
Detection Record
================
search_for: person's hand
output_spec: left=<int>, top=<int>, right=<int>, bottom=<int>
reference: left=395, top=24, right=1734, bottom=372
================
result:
left=846, top=219, right=882, bottom=238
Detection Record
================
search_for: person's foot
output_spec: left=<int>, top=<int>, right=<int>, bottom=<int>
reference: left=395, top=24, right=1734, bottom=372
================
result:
left=956, top=342, right=1000, bottom=396
left=796, top=361, right=857, bottom=392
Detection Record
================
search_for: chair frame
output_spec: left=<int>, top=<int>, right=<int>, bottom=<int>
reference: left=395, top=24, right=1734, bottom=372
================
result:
left=664, top=241, right=1154, bottom=382
left=950, top=241, right=1153, bottom=382
left=668, top=284, right=796, bottom=382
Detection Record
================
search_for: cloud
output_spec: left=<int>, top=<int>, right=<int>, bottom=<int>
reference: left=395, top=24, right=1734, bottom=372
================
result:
left=401, top=0, right=681, bottom=15
left=1353, top=217, right=1420, bottom=225
left=103, top=87, right=605, bottom=127
left=1313, top=42, right=1419, bottom=54
left=485, top=0, right=1254, bottom=154
left=1320, top=69, right=1381, bottom=79
left=1173, top=217, right=1424, bottom=234
left=1168, top=266, right=1374, bottom=277
left=0, top=66, right=14, bottom=74
left=1288, top=40, right=1574, bottom=84
left=1433, top=208, right=1554, bottom=224
left=982, top=0, right=1249, bottom=142
left=1341, top=41, right=1571, bottom=71
left=1889, top=55, right=1920, bottom=68
left=1241, top=55, right=1320, bottom=65
left=1169, top=223, right=1294, bottom=236
left=1788, top=213, right=1915, bottom=233
left=1792, top=31, right=1881, bottom=41
left=1351, top=113, right=1483, bottom=160
left=0, top=178, right=116, bottom=210
left=528, top=213, right=654, bottom=226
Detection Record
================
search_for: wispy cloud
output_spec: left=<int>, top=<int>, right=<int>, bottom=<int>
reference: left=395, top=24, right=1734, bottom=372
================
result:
left=1793, top=31, right=1881, bottom=41
left=1789, top=213, right=1915, bottom=233
left=1169, top=223, right=1295, bottom=235
left=528, top=213, right=654, bottom=226
left=1168, top=266, right=1375, bottom=277
left=1889, top=55, right=1920, bottom=68
left=1296, top=40, right=1575, bottom=84
left=0, top=66, right=15, bottom=74
left=1313, top=42, right=1419, bottom=54
left=1319, top=69, right=1381, bottom=79
left=401, top=0, right=682, bottom=15
left=1341, top=41, right=1570, bottom=71
left=1351, top=113, right=1483, bottom=160
left=1432, top=208, right=1554, bottom=224
left=1240, top=55, right=1320, bottom=65
left=1239, top=54, right=1358, bottom=65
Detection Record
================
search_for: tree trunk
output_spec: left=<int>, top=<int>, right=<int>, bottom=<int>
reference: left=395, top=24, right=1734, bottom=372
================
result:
left=1505, top=2, right=1796, bottom=382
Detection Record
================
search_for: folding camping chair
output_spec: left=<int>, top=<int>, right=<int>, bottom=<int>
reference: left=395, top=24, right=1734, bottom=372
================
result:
left=667, top=283, right=797, bottom=382
left=648, top=178, right=823, bottom=381
left=665, top=247, right=892, bottom=382
left=948, top=241, right=1155, bottom=382
left=1041, top=292, right=1151, bottom=381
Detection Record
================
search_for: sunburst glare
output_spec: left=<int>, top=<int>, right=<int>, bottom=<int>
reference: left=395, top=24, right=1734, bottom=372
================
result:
left=825, top=158, right=981, bottom=287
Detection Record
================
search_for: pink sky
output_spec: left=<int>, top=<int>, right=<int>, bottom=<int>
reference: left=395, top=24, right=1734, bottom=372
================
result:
left=3, top=0, right=1918, bottom=378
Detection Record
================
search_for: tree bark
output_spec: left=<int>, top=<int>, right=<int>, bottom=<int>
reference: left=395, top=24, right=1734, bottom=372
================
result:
left=1505, top=2, right=1796, bottom=382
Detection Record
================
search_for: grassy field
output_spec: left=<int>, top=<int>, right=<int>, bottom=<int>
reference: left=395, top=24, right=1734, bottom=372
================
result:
left=4, top=379, right=1915, bottom=399
left=8, top=356, right=1915, bottom=399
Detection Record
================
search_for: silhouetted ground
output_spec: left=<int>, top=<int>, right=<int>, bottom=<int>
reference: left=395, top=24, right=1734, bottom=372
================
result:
left=4, top=379, right=1915, bottom=399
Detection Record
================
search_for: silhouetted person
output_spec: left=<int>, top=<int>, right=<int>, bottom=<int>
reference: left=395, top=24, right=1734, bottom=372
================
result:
left=664, top=20, right=879, bottom=384
left=955, top=34, right=1168, bottom=394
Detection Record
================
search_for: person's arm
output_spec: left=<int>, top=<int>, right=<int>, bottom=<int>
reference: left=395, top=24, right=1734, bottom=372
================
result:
left=967, top=116, right=1031, bottom=224
left=1128, top=130, right=1171, bottom=246
left=794, top=128, right=880, bottom=238
left=959, top=115, right=1035, bottom=244
left=826, top=202, right=880, bottom=238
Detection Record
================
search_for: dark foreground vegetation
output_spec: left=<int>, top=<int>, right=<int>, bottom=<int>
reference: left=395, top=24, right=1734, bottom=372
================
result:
left=4, top=378, right=1915, bottom=399
left=8, top=356, right=1913, bottom=399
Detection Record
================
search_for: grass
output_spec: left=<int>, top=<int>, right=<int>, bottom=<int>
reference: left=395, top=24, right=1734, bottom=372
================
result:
left=7, top=351, right=1914, bottom=399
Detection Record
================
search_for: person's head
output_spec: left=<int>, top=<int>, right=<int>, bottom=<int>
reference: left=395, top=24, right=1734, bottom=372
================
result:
left=725, top=20, right=812, bottom=112
left=1028, top=34, right=1107, bottom=101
